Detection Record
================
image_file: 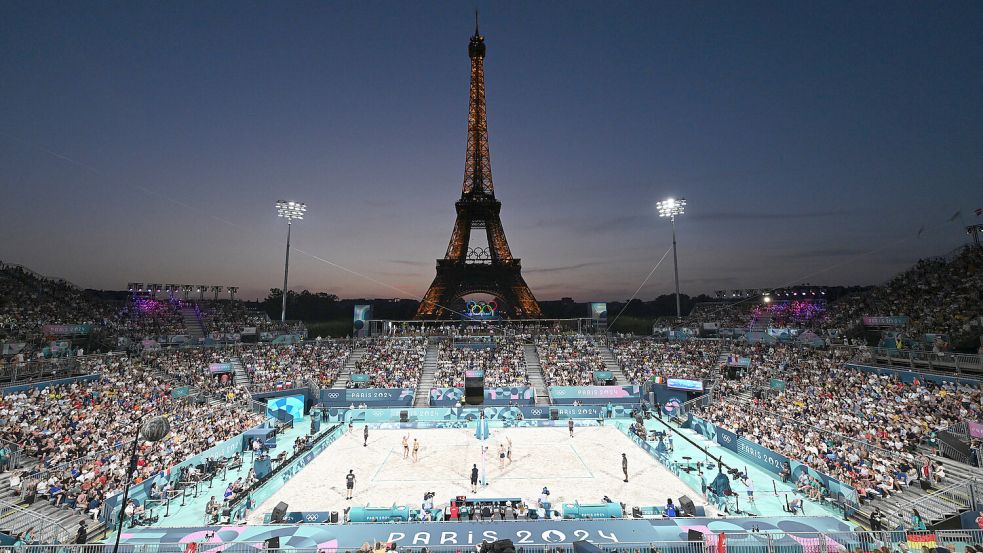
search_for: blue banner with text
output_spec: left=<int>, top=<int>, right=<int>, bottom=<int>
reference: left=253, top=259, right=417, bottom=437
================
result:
left=320, top=388, right=415, bottom=406
left=549, top=385, right=641, bottom=404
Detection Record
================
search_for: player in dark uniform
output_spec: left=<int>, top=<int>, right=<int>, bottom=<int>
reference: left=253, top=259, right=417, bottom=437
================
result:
left=622, top=453, right=629, bottom=482
left=470, top=464, right=479, bottom=492
left=568, top=418, right=574, bottom=437
left=346, top=470, right=355, bottom=499
left=363, top=425, right=369, bottom=447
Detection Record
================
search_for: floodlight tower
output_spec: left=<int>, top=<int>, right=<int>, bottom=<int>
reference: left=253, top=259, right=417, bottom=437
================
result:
left=657, top=198, right=687, bottom=319
left=275, top=200, right=307, bottom=322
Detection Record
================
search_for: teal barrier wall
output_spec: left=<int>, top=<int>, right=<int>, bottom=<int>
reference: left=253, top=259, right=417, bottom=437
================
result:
left=429, top=386, right=536, bottom=406
left=319, top=404, right=637, bottom=423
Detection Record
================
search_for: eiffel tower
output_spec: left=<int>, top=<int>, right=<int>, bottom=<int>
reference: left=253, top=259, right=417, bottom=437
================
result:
left=416, top=21, right=542, bottom=319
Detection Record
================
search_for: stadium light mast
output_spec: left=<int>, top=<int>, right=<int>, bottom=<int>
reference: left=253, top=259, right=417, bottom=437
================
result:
left=657, top=197, right=686, bottom=319
left=276, top=200, right=307, bottom=322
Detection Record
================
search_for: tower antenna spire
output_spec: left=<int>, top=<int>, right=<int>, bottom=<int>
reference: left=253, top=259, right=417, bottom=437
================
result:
left=475, top=9, right=479, bottom=35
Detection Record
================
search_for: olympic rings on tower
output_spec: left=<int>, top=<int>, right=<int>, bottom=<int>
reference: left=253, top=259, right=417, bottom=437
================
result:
left=466, top=300, right=498, bottom=317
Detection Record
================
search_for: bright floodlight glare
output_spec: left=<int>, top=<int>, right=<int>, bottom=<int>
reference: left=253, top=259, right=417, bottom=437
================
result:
left=276, top=200, right=307, bottom=221
left=657, top=197, right=686, bottom=218
left=656, top=197, right=688, bottom=319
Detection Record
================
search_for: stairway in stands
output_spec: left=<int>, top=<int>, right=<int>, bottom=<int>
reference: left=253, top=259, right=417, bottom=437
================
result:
left=0, top=468, right=105, bottom=543
left=231, top=357, right=251, bottom=388
left=414, top=342, right=440, bottom=407
left=746, top=313, right=772, bottom=341
left=850, top=457, right=980, bottom=529
left=608, top=344, right=635, bottom=384
left=333, top=346, right=366, bottom=389
left=523, top=344, right=550, bottom=405
left=180, top=305, right=205, bottom=341
left=598, top=342, right=623, bottom=384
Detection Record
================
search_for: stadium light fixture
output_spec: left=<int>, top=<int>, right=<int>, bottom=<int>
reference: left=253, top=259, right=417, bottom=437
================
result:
left=276, top=200, right=307, bottom=322
left=656, top=197, right=686, bottom=319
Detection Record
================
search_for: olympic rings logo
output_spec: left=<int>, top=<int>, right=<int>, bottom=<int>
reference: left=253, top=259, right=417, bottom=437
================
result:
left=466, top=300, right=498, bottom=317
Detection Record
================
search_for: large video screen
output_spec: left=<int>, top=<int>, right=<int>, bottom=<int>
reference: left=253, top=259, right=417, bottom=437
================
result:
left=667, top=378, right=704, bottom=392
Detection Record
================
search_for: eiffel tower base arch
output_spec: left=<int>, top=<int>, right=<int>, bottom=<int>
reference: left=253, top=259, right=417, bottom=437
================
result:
left=417, top=260, right=542, bottom=319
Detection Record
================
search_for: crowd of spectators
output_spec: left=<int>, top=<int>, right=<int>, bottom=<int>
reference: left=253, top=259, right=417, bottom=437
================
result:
left=0, top=263, right=117, bottom=356
left=683, top=302, right=751, bottom=329
left=611, top=339, right=722, bottom=385
left=242, top=341, right=351, bottom=391
left=433, top=338, right=528, bottom=388
left=146, top=347, right=246, bottom=399
left=697, top=345, right=975, bottom=504
left=0, top=354, right=262, bottom=519
left=202, top=302, right=274, bottom=335
left=353, top=338, right=426, bottom=389
left=104, top=297, right=189, bottom=344
left=535, top=335, right=607, bottom=386
left=826, top=246, right=983, bottom=347
left=750, top=300, right=828, bottom=328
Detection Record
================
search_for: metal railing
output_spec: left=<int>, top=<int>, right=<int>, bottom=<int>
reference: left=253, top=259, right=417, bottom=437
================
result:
left=0, top=356, right=87, bottom=387
left=0, top=496, right=73, bottom=544
left=937, top=440, right=971, bottom=465
left=854, top=348, right=983, bottom=375
left=877, top=479, right=975, bottom=528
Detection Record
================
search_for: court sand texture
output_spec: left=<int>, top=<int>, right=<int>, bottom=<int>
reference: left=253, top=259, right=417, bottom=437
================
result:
left=250, top=426, right=715, bottom=522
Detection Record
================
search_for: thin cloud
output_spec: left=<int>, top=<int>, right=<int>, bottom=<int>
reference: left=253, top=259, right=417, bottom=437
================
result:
left=776, top=247, right=869, bottom=259
left=519, top=214, right=648, bottom=234
left=376, top=271, right=424, bottom=278
left=689, top=209, right=855, bottom=222
left=525, top=262, right=604, bottom=274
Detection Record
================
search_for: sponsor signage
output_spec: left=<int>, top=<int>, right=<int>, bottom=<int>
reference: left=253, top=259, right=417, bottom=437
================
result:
left=714, top=426, right=789, bottom=476
left=319, top=404, right=636, bottom=423
left=208, top=363, right=234, bottom=374
left=725, top=355, right=752, bottom=367
left=42, top=324, right=91, bottom=336
left=320, top=388, right=415, bottom=407
left=863, top=316, right=909, bottom=327
left=120, top=516, right=856, bottom=548
left=549, top=385, right=641, bottom=404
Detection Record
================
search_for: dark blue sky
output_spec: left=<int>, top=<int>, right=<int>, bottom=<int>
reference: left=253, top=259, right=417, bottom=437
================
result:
left=1, top=1, right=981, bottom=301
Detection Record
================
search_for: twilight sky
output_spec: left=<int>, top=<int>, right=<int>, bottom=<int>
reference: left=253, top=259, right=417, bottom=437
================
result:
left=1, top=1, right=981, bottom=302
